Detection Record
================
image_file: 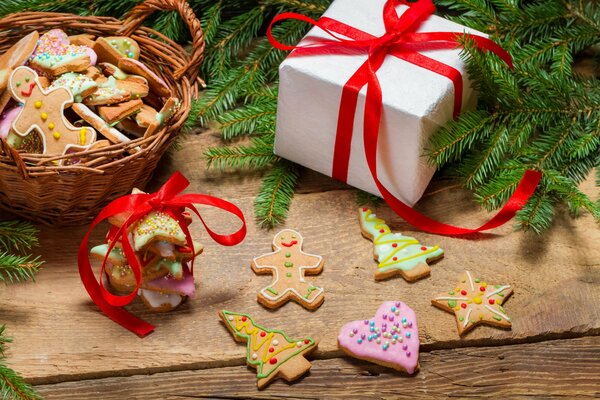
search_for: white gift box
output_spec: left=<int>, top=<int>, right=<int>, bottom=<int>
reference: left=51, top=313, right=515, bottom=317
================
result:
left=274, top=0, right=484, bottom=205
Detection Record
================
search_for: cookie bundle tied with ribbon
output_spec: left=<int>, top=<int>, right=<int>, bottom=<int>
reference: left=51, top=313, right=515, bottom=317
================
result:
left=79, top=172, right=247, bottom=336
left=0, top=28, right=179, bottom=164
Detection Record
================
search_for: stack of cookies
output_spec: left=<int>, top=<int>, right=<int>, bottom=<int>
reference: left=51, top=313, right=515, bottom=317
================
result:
left=90, top=189, right=202, bottom=312
left=0, top=29, right=179, bottom=163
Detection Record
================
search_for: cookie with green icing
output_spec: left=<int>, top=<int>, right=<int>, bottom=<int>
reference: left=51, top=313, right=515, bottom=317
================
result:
left=48, top=72, right=98, bottom=103
left=93, top=37, right=140, bottom=66
left=359, top=208, right=444, bottom=282
left=219, top=310, right=318, bottom=389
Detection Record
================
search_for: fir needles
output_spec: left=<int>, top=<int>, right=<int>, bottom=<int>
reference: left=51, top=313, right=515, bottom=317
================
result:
left=0, top=220, right=41, bottom=399
left=430, top=0, right=600, bottom=233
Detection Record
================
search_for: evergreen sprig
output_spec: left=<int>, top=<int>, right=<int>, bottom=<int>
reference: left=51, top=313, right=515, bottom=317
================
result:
left=0, top=326, right=41, bottom=400
left=430, top=0, right=599, bottom=232
left=0, top=253, right=42, bottom=285
left=255, top=160, right=300, bottom=228
left=0, top=221, right=39, bottom=253
left=0, top=219, right=41, bottom=398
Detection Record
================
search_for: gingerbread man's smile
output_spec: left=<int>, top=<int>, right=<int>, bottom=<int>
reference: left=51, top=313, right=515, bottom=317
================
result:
left=280, top=240, right=298, bottom=247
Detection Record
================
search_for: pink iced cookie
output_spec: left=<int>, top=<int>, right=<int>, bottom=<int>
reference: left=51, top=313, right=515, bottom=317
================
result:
left=337, top=301, right=419, bottom=374
left=30, top=29, right=93, bottom=76
left=0, top=106, right=22, bottom=138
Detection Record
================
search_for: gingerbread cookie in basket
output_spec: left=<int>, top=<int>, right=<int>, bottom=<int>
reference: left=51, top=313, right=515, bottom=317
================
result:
left=8, top=66, right=96, bottom=158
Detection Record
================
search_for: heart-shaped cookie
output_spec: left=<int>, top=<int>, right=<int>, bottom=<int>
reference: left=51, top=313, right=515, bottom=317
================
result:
left=337, top=301, right=419, bottom=374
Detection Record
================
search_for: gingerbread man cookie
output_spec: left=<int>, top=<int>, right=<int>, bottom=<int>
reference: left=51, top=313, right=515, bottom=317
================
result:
left=359, top=208, right=444, bottom=282
left=431, top=271, right=513, bottom=335
left=9, top=66, right=96, bottom=158
left=252, top=229, right=324, bottom=310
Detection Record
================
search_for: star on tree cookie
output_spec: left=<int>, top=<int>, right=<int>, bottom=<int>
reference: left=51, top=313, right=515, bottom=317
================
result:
left=8, top=66, right=96, bottom=159
left=359, top=208, right=444, bottom=281
left=219, top=310, right=318, bottom=389
left=251, top=229, right=324, bottom=310
left=431, top=271, right=513, bottom=335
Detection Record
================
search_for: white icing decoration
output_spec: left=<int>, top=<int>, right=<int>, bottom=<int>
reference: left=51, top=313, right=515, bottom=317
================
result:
left=486, top=285, right=511, bottom=298
left=465, top=271, right=475, bottom=291
left=484, top=305, right=511, bottom=322
left=463, top=309, right=472, bottom=327
left=228, top=315, right=234, bottom=321
left=139, top=289, right=182, bottom=308
left=435, top=296, right=468, bottom=301
left=272, top=340, right=279, bottom=346
left=251, top=353, right=258, bottom=360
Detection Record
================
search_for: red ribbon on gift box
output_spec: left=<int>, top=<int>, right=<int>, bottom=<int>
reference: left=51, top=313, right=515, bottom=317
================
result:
left=78, top=172, right=246, bottom=336
left=268, top=0, right=542, bottom=235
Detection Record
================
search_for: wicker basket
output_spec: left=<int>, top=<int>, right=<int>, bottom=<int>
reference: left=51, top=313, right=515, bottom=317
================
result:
left=0, top=0, right=204, bottom=225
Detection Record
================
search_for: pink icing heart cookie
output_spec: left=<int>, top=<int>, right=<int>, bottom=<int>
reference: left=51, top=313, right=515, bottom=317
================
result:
left=337, top=301, right=419, bottom=374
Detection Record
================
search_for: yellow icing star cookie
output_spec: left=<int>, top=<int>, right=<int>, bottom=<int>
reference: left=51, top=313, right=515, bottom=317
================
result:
left=431, top=271, right=513, bottom=335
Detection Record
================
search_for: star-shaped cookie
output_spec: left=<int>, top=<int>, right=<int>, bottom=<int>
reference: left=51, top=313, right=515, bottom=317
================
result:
left=431, top=271, right=513, bottom=335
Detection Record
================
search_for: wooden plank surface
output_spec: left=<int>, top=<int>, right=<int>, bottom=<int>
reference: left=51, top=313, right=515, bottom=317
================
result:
left=0, top=132, right=598, bottom=384
left=35, top=337, right=600, bottom=399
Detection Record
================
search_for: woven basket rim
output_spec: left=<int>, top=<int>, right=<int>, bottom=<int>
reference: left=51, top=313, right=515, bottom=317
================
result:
left=0, top=0, right=203, bottom=178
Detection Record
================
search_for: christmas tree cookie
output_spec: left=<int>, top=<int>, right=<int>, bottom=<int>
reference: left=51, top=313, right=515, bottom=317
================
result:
left=337, top=301, right=419, bottom=374
left=359, top=208, right=444, bottom=281
left=219, top=310, right=318, bottom=389
left=251, top=229, right=324, bottom=310
left=431, top=271, right=513, bottom=335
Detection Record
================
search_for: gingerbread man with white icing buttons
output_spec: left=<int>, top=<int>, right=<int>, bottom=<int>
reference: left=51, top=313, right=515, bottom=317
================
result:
left=251, top=229, right=324, bottom=310
left=9, top=66, right=96, bottom=158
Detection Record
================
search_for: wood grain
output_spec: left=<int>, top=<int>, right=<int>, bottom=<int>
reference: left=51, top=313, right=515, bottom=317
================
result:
left=35, top=336, right=600, bottom=399
left=0, top=132, right=598, bottom=384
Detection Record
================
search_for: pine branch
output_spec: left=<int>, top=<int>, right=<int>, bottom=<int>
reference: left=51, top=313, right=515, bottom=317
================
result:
left=431, top=1, right=600, bottom=232
left=205, top=135, right=277, bottom=170
left=0, top=253, right=42, bottom=285
left=0, top=221, right=39, bottom=253
left=255, top=160, right=300, bottom=228
left=0, top=326, right=41, bottom=400
left=356, top=190, right=383, bottom=208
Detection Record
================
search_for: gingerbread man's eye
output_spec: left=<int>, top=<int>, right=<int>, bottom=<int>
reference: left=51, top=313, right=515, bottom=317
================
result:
left=280, top=236, right=285, bottom=240
left=291, top=235, right=296, bottom=239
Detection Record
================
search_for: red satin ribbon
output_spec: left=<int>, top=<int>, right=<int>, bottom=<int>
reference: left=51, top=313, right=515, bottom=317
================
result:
left=78, top=171, right=247, bottom=336
left=268, top=0, right=541, bottom=235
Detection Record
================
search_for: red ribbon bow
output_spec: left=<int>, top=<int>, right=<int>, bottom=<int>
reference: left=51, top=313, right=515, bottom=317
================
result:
left=78, top=171, right=247, bottom=336
left=269, top=0, right=542, bottom=235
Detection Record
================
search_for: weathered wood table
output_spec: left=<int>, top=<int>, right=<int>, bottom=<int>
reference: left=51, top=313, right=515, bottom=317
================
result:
left=2, top=132, right=599, bottom=398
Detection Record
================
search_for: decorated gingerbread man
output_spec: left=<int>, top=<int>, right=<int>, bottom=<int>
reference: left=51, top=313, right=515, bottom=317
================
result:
left=251, top=229, right=324, bottom=310
left=9, top=66, right=96, bottom=158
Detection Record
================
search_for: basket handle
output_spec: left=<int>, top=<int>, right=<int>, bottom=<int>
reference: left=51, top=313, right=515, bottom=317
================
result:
left=120, top=0, right=205, bottom=81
